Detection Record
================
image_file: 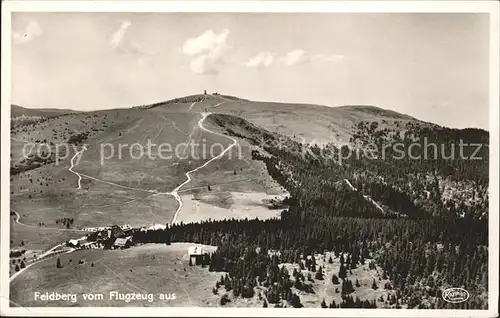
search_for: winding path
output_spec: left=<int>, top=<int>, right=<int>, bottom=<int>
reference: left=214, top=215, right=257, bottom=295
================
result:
left=10, top=209, right=85, bottom=233
left=68, top=145, right=156, bottom=193
left=9, top=244, right=75, bottom=283
left=10, top=99, right=237, bottom=282
left=68, top=145, right=87, bottom=190
left=161, top=110, right=238, bottom=224
left=66, top=101, right=235, bottom=226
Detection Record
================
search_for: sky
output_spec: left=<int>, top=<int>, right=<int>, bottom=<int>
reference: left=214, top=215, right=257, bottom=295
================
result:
left=11, top=12, right=490, bottom=129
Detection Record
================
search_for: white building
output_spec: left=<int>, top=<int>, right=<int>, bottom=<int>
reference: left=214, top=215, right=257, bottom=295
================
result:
left=188, top=246, right=204, bottom=265
left=112, top=236, right=132, bottom=249
left=67, top=239, right=80, bottom=247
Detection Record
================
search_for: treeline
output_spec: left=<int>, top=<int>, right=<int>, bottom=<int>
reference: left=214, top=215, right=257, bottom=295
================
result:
left=132, top=214, right=488, bottom=309
left=11, top=115, right=44, bottom=128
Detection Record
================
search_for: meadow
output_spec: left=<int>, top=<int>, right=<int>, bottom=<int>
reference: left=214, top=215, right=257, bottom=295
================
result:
left=10, top=243, right=221, bottom=307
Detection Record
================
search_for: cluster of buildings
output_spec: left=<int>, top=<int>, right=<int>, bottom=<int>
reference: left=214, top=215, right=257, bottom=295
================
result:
left=81, top=224, right=132, bottom=232
left=67, top=227, right=214, bottom=268
left=67, top=225, right=134, bottom=250
left=67, top=238, right=101, bottom=249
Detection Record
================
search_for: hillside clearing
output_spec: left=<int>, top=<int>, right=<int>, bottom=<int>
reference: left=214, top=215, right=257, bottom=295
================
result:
left=10, top=243, right=221, bottom=307
left=175, top=191, right=285, bottom=224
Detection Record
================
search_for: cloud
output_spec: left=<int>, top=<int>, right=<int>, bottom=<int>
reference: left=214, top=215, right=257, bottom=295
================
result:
left=109, top=21, right=149, bottom=66
left=183, top=29, right=229, bottom=56
left=124, top=41, right=150, bottom=66
left=12, top=18, right=43, bottom=45
left=281, top=49, right=310, bottom=66
left=190, top=55, right=219, bottom=75
left=110, top=20, right=132, bottom=49
left=182, top=29, right=230, bottom=75
left=243, top=49, right=344, bottom=68
left=279, top=49, right=344, bottom=66
left=242, top=51, right=275, bottom=68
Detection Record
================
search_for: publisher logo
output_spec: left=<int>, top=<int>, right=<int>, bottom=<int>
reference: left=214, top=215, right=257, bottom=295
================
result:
left=442, top=288, right=469, bottom=303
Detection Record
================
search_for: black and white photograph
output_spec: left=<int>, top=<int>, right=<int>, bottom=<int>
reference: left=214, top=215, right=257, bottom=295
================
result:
left=1, top=1, right=499, bottom=317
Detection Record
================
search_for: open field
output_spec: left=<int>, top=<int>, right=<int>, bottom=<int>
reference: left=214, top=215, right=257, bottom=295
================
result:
left=75, top=111, right=231, bottom=192
left=9, top=214, right=82, bottom=277
left=11, top=177, right=178, bottom=230
left=11, top=104, right=77, bottom=118
left=211, top=99, right=420, bottom=146
left=181, top=134, right=287, bottom=196
left=10, top=215, right=82, bottom=252
left=175, top=191, right=285, bottom=224
left=10, top=243, right=221, bottom=307
left=10, top=100, right=235, bottom=241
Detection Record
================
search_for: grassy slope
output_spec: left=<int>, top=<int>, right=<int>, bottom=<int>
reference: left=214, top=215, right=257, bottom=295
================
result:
left=10, top=243, right=221, bottom=307
left=10, top=97, right=274, bottom=251
left=10, top=104, right=213, bottom=250
left=10, top=95, right=426, bottom=245
left=10, top=244, right=398, bottom=308
left=11, top=104, right=78, bottom=118
left=207, top=98, right=422, bottom=146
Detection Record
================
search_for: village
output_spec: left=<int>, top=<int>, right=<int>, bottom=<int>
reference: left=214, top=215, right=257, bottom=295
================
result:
left=67, top=223, right=159, bottom=250
left=10, top=220, right=211, bottom=279
left=66, top=224, right=134, bottom=250
left=66, top=223, right=210, bottom=266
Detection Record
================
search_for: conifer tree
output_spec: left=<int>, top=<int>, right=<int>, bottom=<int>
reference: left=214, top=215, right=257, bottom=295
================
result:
left=331, top=274, right=340, bottom=284
left=338, top=264, right=347, bottom=280
left=321, top=299, right=327, bottom=308
left=315, top=266, right=324, bottom=280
